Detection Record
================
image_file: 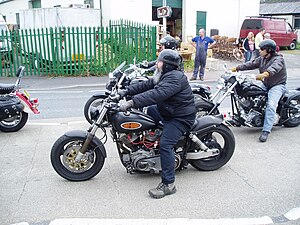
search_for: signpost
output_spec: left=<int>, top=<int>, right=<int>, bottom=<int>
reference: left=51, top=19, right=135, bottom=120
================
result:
left=157, top=0, right=172, bottom=36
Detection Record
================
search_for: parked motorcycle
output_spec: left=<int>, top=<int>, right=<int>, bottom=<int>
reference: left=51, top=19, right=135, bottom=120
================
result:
left=196, top=65, right=300, bottom=128
left=50, top=63, right=235, bottom=181
left=84, top=62, right=212, bottom=124
left=0, top=66, right=39, bottom=132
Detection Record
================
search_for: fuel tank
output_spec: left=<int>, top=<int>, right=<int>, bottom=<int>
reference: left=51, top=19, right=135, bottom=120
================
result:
left=111, top=110, right=157, bottom=133
left=239, top=83, right=267, bottom=97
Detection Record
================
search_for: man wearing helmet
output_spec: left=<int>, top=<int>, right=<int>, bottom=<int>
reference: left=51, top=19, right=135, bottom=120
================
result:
left=140, top=35, right=184, bottom=72
left=118, top=49, right=196, bottom=198
left=231, top=39, right=287, bottom=142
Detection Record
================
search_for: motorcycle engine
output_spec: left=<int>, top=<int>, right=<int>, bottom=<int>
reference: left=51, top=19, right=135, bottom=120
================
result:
left=119, top=129, right=182, bottom=173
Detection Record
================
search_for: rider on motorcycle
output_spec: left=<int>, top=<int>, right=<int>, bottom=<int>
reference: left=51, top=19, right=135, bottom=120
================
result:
left=140, top=35, right=184, bottom=72
left=231, top=39, right=287, bottom=142
left=118, top=49, right=196, bottom=198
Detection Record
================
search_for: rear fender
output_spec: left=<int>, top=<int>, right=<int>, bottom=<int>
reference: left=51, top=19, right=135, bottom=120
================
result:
left=282, top=91, right=300, bottom=108
left=64, top=130, right=107, bottom=158
left=191, top=114, right=224, bottom=133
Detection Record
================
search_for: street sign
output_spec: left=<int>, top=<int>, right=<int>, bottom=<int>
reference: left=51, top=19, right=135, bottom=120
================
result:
left=157, top=6, right=172, bottom=18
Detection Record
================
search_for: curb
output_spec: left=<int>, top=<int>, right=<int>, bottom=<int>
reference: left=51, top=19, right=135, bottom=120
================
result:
left=9, top=206, right=300, bottom=225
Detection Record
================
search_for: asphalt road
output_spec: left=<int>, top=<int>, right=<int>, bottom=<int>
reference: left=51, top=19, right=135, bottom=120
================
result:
left=0, top=50, right=300, bottom=225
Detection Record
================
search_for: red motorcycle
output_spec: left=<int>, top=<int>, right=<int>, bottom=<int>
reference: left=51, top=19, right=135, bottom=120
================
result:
left=0, top=66, right=39, bottom=132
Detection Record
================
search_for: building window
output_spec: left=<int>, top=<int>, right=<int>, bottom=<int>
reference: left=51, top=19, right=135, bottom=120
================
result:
left=29, top=0, right=41, bottom=9
left=84, top=0, right=94, bottom=8
left=294, top=16, right=300, bottom=29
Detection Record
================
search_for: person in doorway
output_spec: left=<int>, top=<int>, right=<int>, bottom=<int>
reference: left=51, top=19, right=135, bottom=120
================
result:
left=118, top=49, right=196, bottom=198
left=242, top=32, right=255, bottom=62
left=231, top=39, right=287, bottom=142
left=190, top=28, right=216, bottom=81
left=254, top=28, right=266, bottom=58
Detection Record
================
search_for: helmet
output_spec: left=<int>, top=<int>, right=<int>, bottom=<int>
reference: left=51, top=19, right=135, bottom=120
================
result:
left=159, top=35, right=178, bottom=50
left=157, top=49, right=181, bottom=67
left=259, top=39, right=276, bottom=53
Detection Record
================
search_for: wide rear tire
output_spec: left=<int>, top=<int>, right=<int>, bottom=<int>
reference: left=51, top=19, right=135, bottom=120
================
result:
left=189, top=124, right=235, bottom=171
left=195, top=99, right=219, bottom=117
left=50, top=135, right=105, bottom=181
left=283, top=94, right=300, bottom=127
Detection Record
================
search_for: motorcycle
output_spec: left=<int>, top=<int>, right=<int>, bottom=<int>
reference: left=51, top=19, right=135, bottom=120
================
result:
left=0, top=66, right=39, bottom=132
left=50, top=63, right=235, bottom=181
left=196, top=65, right=300, bottom=128
left=84, top=62, right=212, bottom=124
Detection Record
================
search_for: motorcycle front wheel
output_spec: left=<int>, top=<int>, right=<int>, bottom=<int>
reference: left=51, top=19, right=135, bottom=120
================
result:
left=0, top=111, right=28, bottom=132
left=50, top=135, right=105, bottom=181
left=84, top=96, right=106, bottom=124
left=188, top=124, right=235, bottom=171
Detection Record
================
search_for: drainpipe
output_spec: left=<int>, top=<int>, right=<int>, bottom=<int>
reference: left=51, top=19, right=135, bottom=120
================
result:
left=163, top=0, right=167, bottom=35
left=99, top=0, right=103, bottom=27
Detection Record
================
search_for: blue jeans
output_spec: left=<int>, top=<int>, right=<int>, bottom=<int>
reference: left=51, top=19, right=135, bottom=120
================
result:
left=147, top=105, right=192, bottom=184
left=259, top=83, right=286, bottom=133
left=193, top=51, right=207, bottom=78
left=244, top=51, right=252, bottom=62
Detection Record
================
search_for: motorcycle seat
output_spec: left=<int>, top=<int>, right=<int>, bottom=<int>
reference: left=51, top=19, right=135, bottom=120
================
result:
left=0, top=84, right=15, bottom=95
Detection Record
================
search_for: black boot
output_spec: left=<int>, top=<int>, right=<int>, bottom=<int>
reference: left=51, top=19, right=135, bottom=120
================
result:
left=148, top=182, right=176, bottom=199
left=259, top=131, right=269, bottom=142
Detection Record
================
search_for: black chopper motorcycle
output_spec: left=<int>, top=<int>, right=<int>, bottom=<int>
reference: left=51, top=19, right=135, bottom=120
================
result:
left=84, top=62, right=212, bottom=124
left=196, top=66, right=300, bottom=128
left=50, top=63, right=235, bottom=181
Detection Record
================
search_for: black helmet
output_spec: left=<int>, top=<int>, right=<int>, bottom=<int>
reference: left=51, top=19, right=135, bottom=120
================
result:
left=159, top=35, right=178, bottom=50
left=259, top=39, right=276, bottom=53
left=157, top=49, right=181, bottom=67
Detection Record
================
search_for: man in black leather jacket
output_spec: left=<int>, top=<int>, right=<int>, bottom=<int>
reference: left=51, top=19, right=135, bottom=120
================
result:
left=119, top=49, right=196, bottom=198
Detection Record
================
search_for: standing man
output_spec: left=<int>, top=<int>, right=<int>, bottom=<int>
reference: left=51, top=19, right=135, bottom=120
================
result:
left=254, top=28, right=266, bottom=58
left=190, top=28, right=216, bottom=81
left=231, top=39, right=287, bottom=142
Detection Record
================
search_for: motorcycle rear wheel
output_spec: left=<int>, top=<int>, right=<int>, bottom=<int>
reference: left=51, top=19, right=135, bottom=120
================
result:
left=0, top=111, right=28, bottom=132
left=194, top=99, right=219, bottom=117
left=283, top=95, right=300, bottom=127
left=189, top=124, right=235, bottom=171
left=50, top=135, right=105, bottom=181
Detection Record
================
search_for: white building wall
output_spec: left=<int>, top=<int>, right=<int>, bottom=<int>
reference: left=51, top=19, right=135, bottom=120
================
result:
left=0, top=0, right=28, bottom=24
left=97, top=0, right=153, bottom=27
left=182, top=0, right=260, bottom=41
left=41, top=0, right=84, bottom=8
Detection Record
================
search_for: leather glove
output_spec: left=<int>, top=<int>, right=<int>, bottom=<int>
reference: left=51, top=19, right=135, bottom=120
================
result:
left=256, top=71, right=270, bottom=81
left=230, top=67, right=237, bottom=72
left=118, top=89, right=128, bottom=99
left=119, top=100, right=134, bottom=111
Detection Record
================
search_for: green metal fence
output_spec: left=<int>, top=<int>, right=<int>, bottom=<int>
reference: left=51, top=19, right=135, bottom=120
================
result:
left=0, top=20, right=157, bottom=77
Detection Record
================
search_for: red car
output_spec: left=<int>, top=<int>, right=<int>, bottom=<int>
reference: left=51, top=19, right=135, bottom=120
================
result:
left=239, top=16, right=298, bottom=50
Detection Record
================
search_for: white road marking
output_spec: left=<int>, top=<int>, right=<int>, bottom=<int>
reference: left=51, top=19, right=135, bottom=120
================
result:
left=284, top=207, right=300, bottom=221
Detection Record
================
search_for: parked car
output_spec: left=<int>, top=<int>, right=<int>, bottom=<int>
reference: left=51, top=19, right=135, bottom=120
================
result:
left=239, top=16, right=298, bottom=50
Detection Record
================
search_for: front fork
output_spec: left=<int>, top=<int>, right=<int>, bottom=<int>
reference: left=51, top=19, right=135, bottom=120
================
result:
left=75, top=105, right=108, bottom=162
